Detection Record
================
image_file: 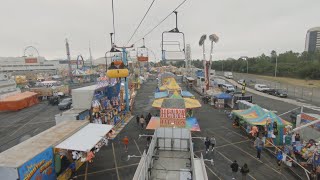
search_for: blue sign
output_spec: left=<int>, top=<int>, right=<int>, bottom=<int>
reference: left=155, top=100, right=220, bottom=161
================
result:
left=18, top=147, right=56, bottom=180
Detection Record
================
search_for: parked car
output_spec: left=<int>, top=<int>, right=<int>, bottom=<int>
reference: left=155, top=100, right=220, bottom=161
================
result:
left=254, top=84, right=270, bottom=92
left=58, top=98, right=72, bottom=110
left=222, top=84, right=235, bottom=93
left=237, top=79, right=245, bottom=85
left=268, top=89, right=288, bottom=97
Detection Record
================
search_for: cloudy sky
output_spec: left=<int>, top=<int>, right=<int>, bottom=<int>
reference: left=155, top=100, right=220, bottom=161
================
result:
left=0, top=0, right=319, bottom=61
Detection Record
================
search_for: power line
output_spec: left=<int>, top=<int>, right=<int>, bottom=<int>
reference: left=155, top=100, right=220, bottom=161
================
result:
left=126, top=0, right=156, bottom=45
left=133, top=0, right=188, bottom=45
left=111, top=0, right=116, bottom=43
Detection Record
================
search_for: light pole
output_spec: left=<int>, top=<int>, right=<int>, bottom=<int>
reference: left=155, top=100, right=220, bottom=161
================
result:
left=274, top=52, right=278, bottom=77
left=240, top=56, right=249, bottom=74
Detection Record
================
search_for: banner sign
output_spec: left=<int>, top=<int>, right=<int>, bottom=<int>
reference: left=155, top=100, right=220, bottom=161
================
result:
left=160, top=108, right=186, bottom=127
left=18, top=147, right=56, bottom=180
left=25, top=58, right=37, bottom=63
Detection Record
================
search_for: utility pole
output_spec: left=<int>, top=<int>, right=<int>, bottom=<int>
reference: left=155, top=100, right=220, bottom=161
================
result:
left=274, top=52, right=278, bottom=77
left=89, top=41, right=93, bottom=81
left=65, top=39, right=73, bottom=83
left=185, top=44, right=191, bottom=74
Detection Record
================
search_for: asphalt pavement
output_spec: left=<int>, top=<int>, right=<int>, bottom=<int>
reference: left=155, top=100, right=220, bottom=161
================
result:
left=0, top=82, right=96, bottom=152
left=73, top=79, right=306, bottom=180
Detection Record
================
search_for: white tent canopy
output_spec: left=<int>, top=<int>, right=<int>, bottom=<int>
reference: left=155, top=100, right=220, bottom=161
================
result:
left=56, top=123, right=113, bottom=152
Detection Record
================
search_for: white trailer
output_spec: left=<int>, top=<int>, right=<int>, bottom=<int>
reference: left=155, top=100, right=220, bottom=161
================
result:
left=224, top=72, right=233, bottom=79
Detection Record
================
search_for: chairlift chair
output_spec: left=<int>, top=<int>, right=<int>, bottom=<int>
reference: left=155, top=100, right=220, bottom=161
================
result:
left=137, top=38, right=149, bottom=62
left=105, top=33, right=129, bottom=78
left=161, top=11, right=186, bottom=63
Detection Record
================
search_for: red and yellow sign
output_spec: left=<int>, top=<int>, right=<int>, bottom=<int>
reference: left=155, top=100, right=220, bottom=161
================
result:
left=160, top=108, right=186, bottom=127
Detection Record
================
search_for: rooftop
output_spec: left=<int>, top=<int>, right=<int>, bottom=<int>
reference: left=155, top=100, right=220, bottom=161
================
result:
left=0, top=120, right=88, bottom=168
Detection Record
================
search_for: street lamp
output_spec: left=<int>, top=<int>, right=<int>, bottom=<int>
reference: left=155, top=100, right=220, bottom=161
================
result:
left=273, top=51, right=278, bottom=77
left=240, top=56, right=249, bottom=74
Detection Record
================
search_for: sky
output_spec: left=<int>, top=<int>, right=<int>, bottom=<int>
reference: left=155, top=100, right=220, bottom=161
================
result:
left=0, top=0, right=319, bottom=62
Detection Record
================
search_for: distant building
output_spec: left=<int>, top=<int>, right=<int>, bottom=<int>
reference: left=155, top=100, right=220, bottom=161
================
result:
left=305, top=27, right=320, bottom=52
left=0, top=57, right=57, bottom=74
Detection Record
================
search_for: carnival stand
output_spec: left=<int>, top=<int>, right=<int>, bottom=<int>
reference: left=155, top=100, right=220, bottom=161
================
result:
left=0, top=120, right=88, bottom=180
left=232, top=106, right=291, bottom=146
left=55, top=124, right=113, bottom=180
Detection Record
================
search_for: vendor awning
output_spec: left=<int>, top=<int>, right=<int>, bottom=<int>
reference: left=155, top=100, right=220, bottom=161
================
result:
left=214, top=93, right=232, bottom=100
left=55, top=124, right=113, bottom=152
left=154, top=91, right=168, bottom=99
left=181, top=91, right=194, bottom=97
left=232, top=105, right=266, bottom=119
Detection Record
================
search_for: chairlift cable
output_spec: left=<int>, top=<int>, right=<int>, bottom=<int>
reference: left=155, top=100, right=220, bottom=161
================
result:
left=126, top=0, right=156, bottom=45
left=111, top=0, right=116, bottom=43
left=133, top=0, right=188, bottom=45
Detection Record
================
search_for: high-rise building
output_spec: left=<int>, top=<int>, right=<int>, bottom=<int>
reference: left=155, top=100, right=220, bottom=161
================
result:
left=305, top=27, right=320, bottom=52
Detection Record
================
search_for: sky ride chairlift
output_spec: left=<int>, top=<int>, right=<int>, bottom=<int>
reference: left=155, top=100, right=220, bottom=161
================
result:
left=161, top=11, right=186, bottom=63
left=137, top=38, right=149, bottom=62
left=106, top=34, right=129, bottom=79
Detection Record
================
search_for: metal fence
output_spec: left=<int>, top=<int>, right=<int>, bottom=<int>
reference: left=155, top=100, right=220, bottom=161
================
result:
left=226, top=72, right=320, bottom=104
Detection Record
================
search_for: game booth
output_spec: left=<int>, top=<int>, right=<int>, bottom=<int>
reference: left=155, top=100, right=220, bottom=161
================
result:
left=283, top=113, right=320, bottom=173
left=149, top=91, right=201, bottom=131
left=55, top=123, right=113, bottom=180
left=232, top=105, right=292, bottom=146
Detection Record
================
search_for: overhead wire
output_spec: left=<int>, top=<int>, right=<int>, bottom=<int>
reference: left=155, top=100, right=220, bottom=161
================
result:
left=133, top=0, right=188, bottom=45
left=126, top=0, right=156, bottom=45
left=111, top=0, right=116, bottom=43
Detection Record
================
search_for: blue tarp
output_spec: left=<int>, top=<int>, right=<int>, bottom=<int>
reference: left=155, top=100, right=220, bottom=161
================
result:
left=181, top=91, right=194, bottom=97
left=154, top=91, right=168, bottom=99
left=214, top=93, right=232, bottom=100
left=106, top=82, right=121, bottom=100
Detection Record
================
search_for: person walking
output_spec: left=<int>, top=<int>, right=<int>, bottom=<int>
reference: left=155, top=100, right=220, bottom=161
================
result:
left=240, top=163, right=249, bottom=180
left=122, top=136, right=129, bottom=152
left=276, top=151, right=283, bottom=171
left=146, top=113, right=152, bottom=125
left=210, top=136, right=216, bottom=151
left=204, top=137, right=211, bottom=154
left=230, top=160, right=239, bottom=179
left=136, top=115, right=140, bottom=126
left=254, top=136, right=264, bottom=160
left=147, top=136, right=152, bottom=147
left=139, top=115, right=145, bottom=129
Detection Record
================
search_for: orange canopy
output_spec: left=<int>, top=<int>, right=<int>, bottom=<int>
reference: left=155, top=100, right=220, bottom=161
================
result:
left=0, top=91, right=39, bottom=111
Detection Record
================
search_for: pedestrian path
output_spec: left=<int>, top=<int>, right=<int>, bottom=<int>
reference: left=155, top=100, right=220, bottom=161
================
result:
left=110, top=115, right=134, bottom=140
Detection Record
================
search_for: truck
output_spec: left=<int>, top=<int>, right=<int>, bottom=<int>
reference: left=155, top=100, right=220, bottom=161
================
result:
left=224, top=72, right=233, bottom=79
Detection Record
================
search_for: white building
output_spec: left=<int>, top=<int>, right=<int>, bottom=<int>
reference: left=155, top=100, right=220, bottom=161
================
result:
left=0, top=57, right=57, bottom=73
left=305, top=27, right=320, bottom=52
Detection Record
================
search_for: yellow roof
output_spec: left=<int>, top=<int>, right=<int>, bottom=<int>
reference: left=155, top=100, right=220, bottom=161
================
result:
left=152, top=97, right=201, bottom=109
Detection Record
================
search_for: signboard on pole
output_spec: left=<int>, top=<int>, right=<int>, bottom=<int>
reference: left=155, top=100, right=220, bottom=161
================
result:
left=160, top=108, right=186, bottom=128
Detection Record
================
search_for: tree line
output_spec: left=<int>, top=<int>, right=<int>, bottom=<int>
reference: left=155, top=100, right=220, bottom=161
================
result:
left=191, top=50, right=320, bottom=79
